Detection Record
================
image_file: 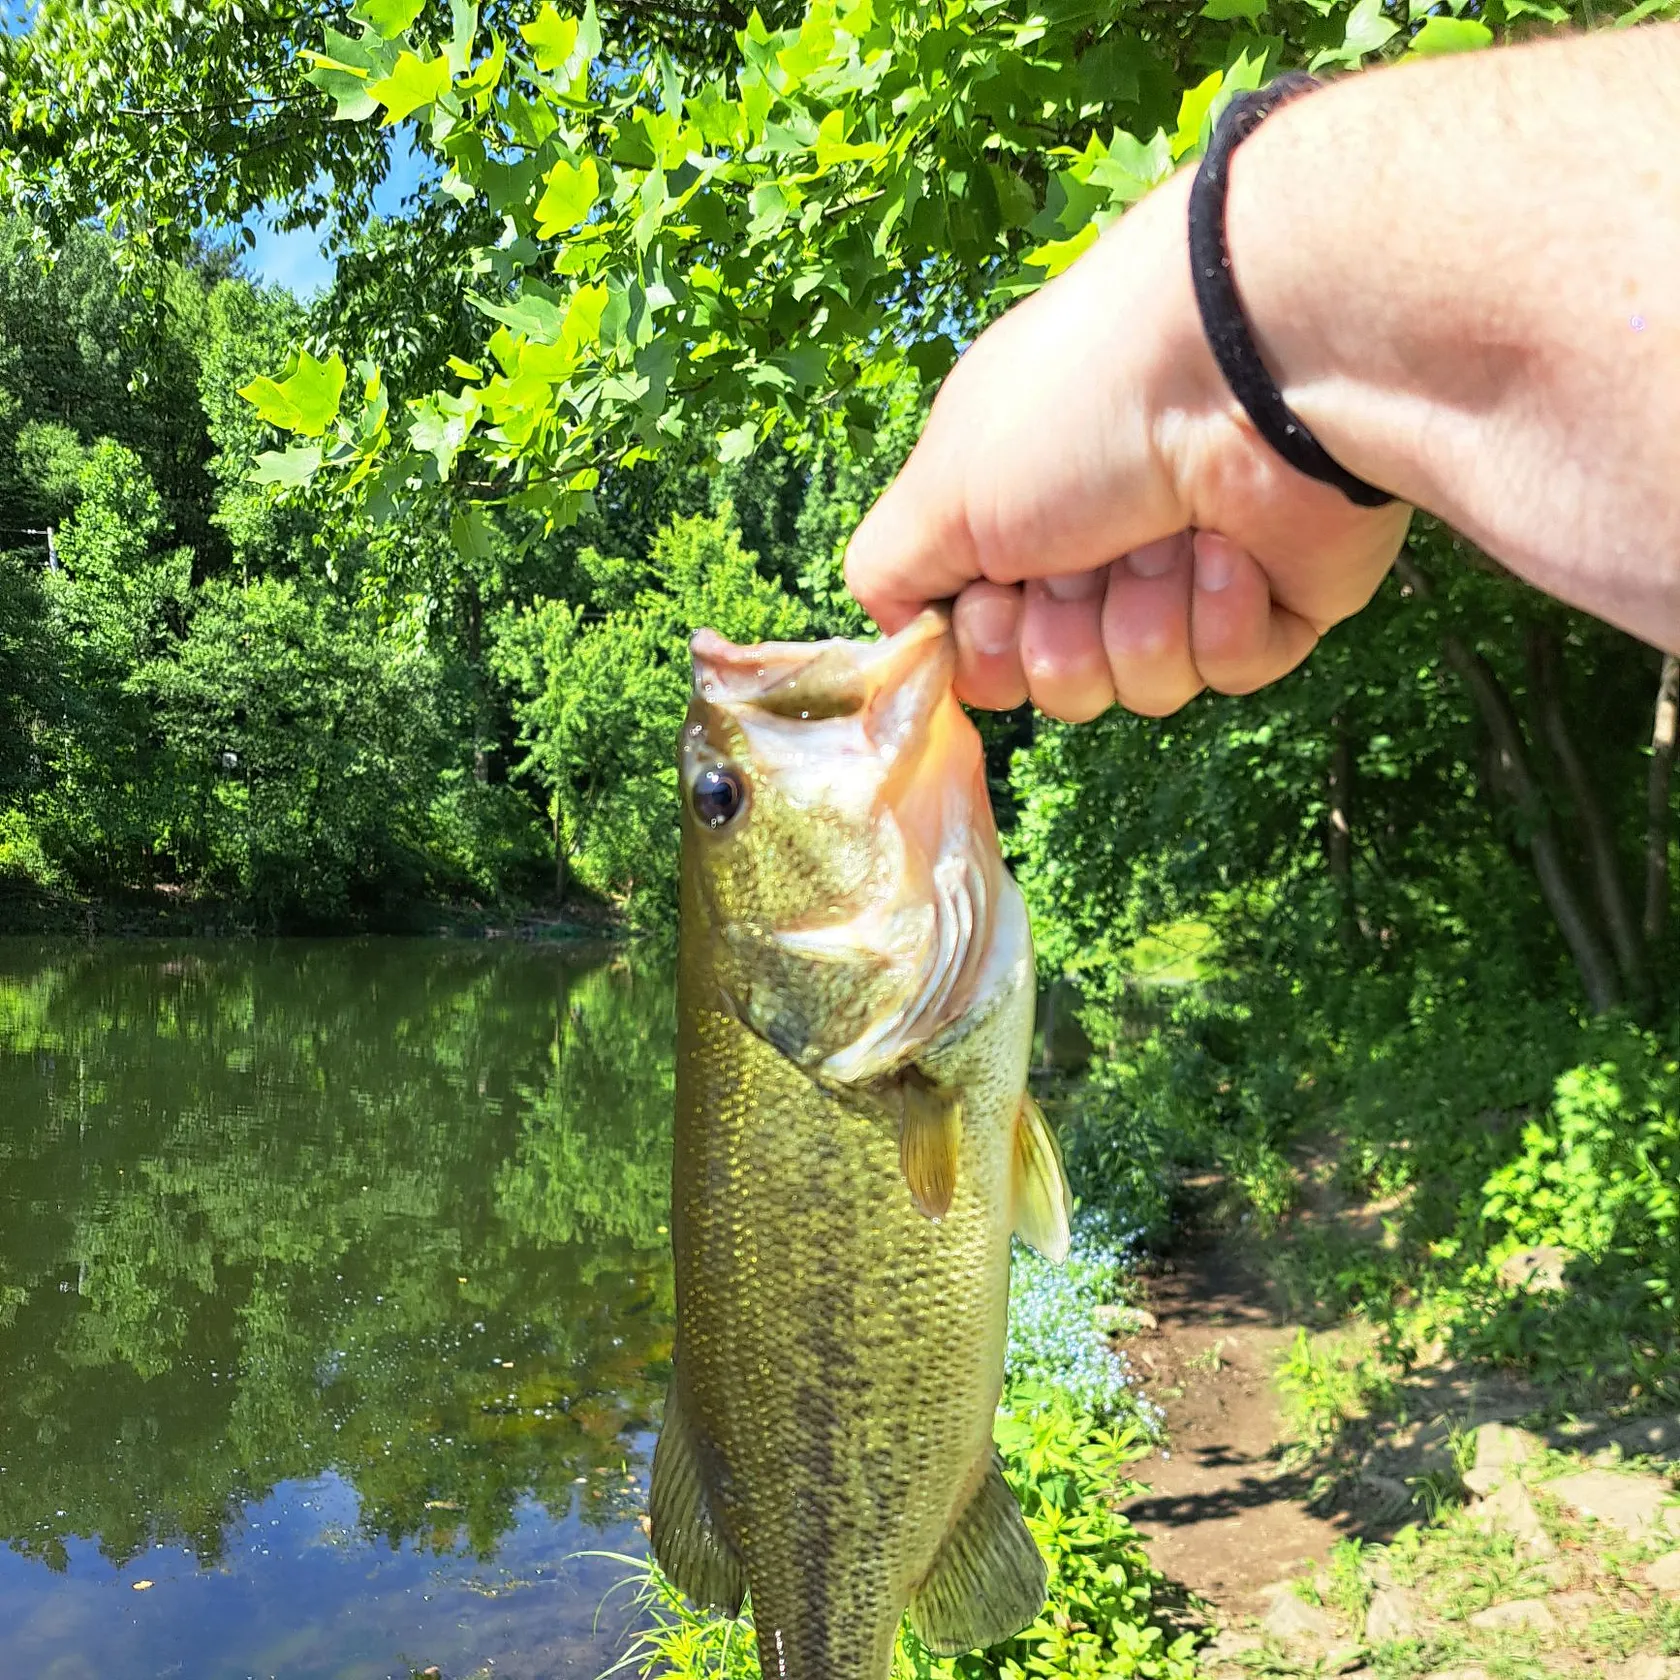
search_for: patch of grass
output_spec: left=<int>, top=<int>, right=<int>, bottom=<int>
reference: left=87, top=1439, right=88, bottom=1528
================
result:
left=1274, top=1328, right=1395, bottom=1459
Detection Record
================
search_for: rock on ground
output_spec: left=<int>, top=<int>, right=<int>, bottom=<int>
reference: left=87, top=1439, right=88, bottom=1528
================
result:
left=1547, top=1467, right=1679, bottom=1537
left=1364, top=1586, right=1417, bottom=1644
left=1471, top=1477, right=1557, bottom=1555
left=1647, top=1550, right=1680, bottom=1594
left=1467, top=1598, right=1555, bottom=1633
left=1606, top=1658, right=1680, bottom=1680
left=1613, top=1416, right=1680, bottom=1460
left=1262, top=1589, right=1339, bottom=1646
left=1474, top=1420, right=1543, bottom=1474
left=1549, top=1588, right=1605, bottom=1623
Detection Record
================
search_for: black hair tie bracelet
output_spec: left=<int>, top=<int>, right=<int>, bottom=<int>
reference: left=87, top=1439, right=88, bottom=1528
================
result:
left=1188, top=72, right=1394, bottom=509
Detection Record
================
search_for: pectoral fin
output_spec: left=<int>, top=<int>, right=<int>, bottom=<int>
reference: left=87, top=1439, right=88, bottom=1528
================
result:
left=909, top=1454, right=1047, bottom=1655
left=649, top=1377, right=746, bottom=1617
left=897, top=1070, right=962, bottom=1221
left=1012, top=1092, right=1071, bottom=1263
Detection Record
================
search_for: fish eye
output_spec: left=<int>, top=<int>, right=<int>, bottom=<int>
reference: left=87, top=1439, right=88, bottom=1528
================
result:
left=691, top=765, right=747, bottom=830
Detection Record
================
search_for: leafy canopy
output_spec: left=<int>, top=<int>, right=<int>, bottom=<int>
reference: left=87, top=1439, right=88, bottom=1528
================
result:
left=234, top=0, right=1554, bottom=538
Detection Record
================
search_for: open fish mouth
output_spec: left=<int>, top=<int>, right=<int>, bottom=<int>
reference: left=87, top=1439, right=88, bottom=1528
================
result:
left=689, top=607, right=953, bottom=751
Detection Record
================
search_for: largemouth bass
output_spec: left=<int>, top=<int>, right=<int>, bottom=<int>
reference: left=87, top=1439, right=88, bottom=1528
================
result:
left=651, top=608, right=1072, bottom=1680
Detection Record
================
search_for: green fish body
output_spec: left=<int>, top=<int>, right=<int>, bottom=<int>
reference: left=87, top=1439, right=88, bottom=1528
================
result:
left=651, top=610, right=1071, bottom=1680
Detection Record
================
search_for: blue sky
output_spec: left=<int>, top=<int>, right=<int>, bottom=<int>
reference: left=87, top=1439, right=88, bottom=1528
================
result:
left=244, top=138, right=428, bottom=298
left=2, top=0, right=430, bottom=301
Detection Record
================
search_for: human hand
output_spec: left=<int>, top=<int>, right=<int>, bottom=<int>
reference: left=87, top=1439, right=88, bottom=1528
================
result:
left=843, top=167, right=1413, bottom=719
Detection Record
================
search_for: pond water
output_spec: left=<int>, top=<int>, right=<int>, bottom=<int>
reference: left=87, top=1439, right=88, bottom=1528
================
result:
left=0, top=938, right=677, bottom=1680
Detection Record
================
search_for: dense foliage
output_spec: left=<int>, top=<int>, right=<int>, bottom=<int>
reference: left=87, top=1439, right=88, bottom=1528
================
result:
left=0, top=211, right=877, bottom=922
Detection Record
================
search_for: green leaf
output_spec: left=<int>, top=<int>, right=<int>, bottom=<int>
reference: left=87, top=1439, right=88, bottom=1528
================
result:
left=1085, top=128, right=1173, bottom=207
left=250, top=445, right=324, bottom=487
left=239, top=350, right=348, bottom=438
left=317, top=24, right=397, bottom=74
left=1408, top=14, right=1493, bottom=51
left=717, top=422, right=757, bottom=463
left=907, top=335, right=957, bottom=383
left=451, top=507, right=497, bottom=561
left=457, top=29, right=507, bottom=94
left=468, top=290, right=568, bottom=341
left=367, top=52, right=451, bottom=124
left=1311, top=0, right=1400, bottom=65
left=1612, top=0, right=1680, bottom=23
left=1023, top=221, right=1099, bottom=279
left=445, top=0, right=480, bottom=75
left=533, top=156, right=599, bottom=238
left=350, top=0, right=426, bottom=38
left=814, top=108, right=885, bottom=169
left=1202, top=0, right=1267, bottom=19
left=1170, top=69, right=1225, bottom=159
left=520, top=3, right=578, bottom=70
left=303, top=58, right=379, bottom=122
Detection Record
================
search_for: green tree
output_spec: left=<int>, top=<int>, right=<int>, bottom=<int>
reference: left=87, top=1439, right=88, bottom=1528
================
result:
left=492, top=508, right=809, bottom=919
left=131, top=576, right=450, bottom=921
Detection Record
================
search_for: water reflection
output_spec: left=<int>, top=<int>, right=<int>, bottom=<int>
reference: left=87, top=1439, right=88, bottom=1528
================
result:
left=0, top=938, right=675, bottom=1678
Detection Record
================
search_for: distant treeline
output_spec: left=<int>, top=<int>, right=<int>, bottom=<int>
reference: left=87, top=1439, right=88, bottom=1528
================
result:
left=0, top=216, right=892, bottom=929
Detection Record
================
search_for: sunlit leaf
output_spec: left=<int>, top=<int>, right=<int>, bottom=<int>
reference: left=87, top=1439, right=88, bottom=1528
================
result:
left=367, top=51, right=450, bottom=124
left=1407, top=14, right=1494, bottom=51
left=1311, top=0, right=1400, bottom=66
left=1023, top=221, right=1099, bottom=277
left=350, top=0, right=425, bottom=39
left=239, top=350, right=347, bottom=438
left=250, top=444, right=323, bottom=486
left=534, top=156, right=599, bottom=238
left=520, top=2, right=578, bottom=70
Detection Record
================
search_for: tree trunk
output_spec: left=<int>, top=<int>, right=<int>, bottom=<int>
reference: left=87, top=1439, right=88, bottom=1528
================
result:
left=1327, top=713, right=1356, bottom=949
left=1396, top=557, right=1624, bottom=1012
left=553, top=800, right=568, bottom=902
left=1647, top=652, right=1679, bottom=948
left=1525, top=626, right=1652, bottom=1012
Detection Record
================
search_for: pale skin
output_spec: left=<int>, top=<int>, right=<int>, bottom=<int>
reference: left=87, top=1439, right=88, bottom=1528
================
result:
left=843, top=23, right=1680, bottom=721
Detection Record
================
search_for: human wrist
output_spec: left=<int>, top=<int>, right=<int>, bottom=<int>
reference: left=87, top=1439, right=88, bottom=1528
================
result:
left=1216, top=68, right=1453, bottom=512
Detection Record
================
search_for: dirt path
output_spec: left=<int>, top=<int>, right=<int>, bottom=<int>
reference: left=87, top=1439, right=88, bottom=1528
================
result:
left=1120, top=1234, right=1348, bottom=1619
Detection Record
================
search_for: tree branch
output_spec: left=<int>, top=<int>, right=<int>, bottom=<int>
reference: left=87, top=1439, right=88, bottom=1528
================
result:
left=1396, top=556, right=1624, bottom=1012
left=1525, top=624, right=1652, bottom=1012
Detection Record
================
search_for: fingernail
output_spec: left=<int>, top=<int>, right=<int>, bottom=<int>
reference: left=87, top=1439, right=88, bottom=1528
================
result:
left=1194, top=535, right=1236, bottom=593
left=1043, top=569, right=1106, bottom=602
left=1126, top=537, right=1181, bottom=580
left=963, top=590, right=1020, bottom=656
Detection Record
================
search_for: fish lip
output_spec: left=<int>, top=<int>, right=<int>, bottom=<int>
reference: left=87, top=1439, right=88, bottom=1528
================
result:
left=689, top=608, right=951, bottom=710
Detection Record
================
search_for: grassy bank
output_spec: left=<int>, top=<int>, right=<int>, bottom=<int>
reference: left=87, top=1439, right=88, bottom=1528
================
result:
left=0, top=875, right=628, bottom=941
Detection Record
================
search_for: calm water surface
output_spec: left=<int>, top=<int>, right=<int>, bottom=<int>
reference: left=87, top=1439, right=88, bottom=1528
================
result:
left=0, top=938, right=677, bottom=1680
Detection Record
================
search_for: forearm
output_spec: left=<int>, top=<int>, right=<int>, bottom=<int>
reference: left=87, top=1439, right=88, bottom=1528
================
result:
left=1229, top=24, right=1680, bottom=647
